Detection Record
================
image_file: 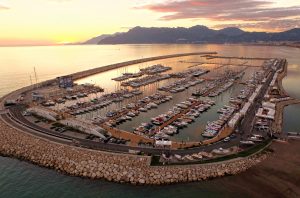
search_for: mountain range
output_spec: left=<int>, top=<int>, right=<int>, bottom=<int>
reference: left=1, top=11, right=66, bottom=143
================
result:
left=82, top=25, right=300, bottom=45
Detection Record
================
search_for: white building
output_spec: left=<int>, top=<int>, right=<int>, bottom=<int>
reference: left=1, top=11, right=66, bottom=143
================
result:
left=256, top=107, right=275, bottom=120
left=240, top=102, right=251, bottom=116
left=262, top=102, right=276, bottom=109
left=228, top=113, right=242, bottom=128
left=27, top=106, right=59, bottom=122
left=60, top=118, right=107, bottom=140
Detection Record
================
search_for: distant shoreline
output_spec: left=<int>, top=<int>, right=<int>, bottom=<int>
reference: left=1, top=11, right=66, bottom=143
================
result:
left=0, top=42, right=299, bottom=48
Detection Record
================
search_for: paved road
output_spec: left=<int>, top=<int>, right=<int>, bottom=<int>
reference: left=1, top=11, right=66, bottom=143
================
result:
left=238, top=59, right=285, bottom=138
left=1, top=105, right=242, bottom=155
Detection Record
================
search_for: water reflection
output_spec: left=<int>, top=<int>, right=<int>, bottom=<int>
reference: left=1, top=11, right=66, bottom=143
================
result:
left=0, top=44, right=299, bottom=133
left=75, top=55, right=261, bottom=141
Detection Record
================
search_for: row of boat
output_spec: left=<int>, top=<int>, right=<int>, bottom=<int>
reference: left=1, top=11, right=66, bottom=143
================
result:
left=192, top=70, right=243, bottom=97
left=64, top=89, right=143, bottom=116
left=112, top=64, right=172, bottom=82
left=202, top=105, right=236, bottom=138
left=112, top=72, right=143, bottom=81
left=208, top=80, right=234, bottom=97
left=42, top=87, right=105, bottom=107
left=158, top=78, right=204, bottom=93
left=202, top=69, right=267, bottom=139
left=99, top=93, right=173, bottom=126
left=192, top=81, right=218, bottom=97
left=62, top=85, right=104, bottom=101
left=121, top=74, right=171, bottom=87
left=133, top=98, right=215, bottom=139
left=161, top=151, right=214, bottom=163
left=170, top=68, right=209, bottom=78
left=140, top=64, right=172, bottom=75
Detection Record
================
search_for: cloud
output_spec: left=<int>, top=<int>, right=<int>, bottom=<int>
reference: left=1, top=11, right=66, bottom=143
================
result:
left=213, top=18, right=300, bottom=32
left=0, top=4, right=9, bottom=10
left=138, top=0, right=300, bottom=22
left=48, top=0, right=71, bottom=2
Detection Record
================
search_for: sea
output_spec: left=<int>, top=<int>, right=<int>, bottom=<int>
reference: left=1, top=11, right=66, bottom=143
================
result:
left=0, top=44, right=299, bottom=198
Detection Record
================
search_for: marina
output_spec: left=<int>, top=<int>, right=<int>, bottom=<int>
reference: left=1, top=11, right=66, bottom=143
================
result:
left=2, top=53, right=282, bottom=146
left=1, top=0, right=300, bottom=194
left=1, top=48, right=298, bottom=186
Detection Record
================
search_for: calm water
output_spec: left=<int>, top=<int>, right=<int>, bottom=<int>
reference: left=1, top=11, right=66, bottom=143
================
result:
left=0, top=44, right=300, bottom=197
left=74, top=54, right=251, bottom=142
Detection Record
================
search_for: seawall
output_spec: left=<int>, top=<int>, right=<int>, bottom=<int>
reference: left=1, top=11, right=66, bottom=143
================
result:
left=71, top=52, right=217, bottom=80
left=0, top=52, right=216, bottom=110
left=0, top=119, right=268, bottom=185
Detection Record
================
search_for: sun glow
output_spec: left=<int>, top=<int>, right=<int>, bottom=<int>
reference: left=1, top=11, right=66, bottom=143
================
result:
left=0, top=0, right=299, bottom=46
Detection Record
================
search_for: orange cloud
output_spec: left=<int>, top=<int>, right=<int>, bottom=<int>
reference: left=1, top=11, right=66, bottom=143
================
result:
left=138, top=0, right=300, bottom=31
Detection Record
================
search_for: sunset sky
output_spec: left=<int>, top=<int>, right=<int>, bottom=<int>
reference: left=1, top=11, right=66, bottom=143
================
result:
left=0, top=0, right=300, bottom=46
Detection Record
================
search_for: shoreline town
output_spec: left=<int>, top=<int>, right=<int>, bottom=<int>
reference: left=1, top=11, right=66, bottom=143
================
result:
left=1, top=52, right=300, bottom=185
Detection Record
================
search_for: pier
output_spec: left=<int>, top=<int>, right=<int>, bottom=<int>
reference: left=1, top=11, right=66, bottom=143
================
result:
left=182, top=61, right=262, bottom=68
left=0, top=51, right=217, bottom=110
left=202, top=55, right=271, bottom=60
left=71, top=52, right=217, bottom=81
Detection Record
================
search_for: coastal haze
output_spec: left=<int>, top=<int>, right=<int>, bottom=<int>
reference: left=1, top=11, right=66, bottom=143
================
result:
left=1, top=44, right=300, bottom=197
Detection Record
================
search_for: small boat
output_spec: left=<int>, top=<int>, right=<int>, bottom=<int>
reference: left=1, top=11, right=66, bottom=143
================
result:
left=139, top=107, right=147, bottom=112
left=240, top=140, right=255, bottom=145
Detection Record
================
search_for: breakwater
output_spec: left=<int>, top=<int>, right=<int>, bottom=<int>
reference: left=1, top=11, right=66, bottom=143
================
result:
left=0, top=119, right=268, bottom=185
left=71, top=52, right=217, bottom=80
left=0, top=52, right=216, bottom=110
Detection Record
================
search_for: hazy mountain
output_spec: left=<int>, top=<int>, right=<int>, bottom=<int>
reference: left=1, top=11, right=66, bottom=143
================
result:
left=82, top=32, right=122, bottom=44
left=218, top=27, right=245, bottom=36
left=82, top=34, right=111, bottom=44
left=95, top=25, right=300, bottom=44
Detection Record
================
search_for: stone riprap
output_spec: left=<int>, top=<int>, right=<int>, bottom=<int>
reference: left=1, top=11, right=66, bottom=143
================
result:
left=0, top=120, right=268, bottom=185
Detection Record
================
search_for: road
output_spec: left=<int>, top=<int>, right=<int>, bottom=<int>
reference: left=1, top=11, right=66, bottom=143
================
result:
left=1, top=105, right=242, bottom=155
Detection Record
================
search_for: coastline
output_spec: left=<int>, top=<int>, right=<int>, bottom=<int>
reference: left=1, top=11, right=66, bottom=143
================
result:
left=0, top=51, right=298, bottom=185
left=0, top=119, right=269, bottom=185
left=272, top=61, right=300, bottom=134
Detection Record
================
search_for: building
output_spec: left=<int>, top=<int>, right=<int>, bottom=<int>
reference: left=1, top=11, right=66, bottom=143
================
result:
left=57, top=75, right=74, bottom=88
left=256, top=107, right=275, bottom=120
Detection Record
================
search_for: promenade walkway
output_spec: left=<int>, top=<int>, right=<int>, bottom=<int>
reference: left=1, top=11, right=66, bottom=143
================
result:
left=101, top=124, right=154, bottom=147
left=171, top=127, right=233, bottom=149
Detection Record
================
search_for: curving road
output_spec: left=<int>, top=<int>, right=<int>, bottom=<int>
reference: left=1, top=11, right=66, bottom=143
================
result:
left=1, top=105, right=242, bottom=155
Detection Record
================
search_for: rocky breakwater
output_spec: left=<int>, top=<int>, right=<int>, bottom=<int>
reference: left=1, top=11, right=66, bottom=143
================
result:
left=0, top=119, right=268, bottom=185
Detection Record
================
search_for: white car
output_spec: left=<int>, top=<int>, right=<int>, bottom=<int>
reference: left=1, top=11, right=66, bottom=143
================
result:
left=223, top=137, right=231, bottom=142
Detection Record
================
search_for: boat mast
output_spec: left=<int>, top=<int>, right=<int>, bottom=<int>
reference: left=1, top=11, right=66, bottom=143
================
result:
left=34, top=67, right=38, bottom=88
left=29, top=75, right=33, bottom=87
